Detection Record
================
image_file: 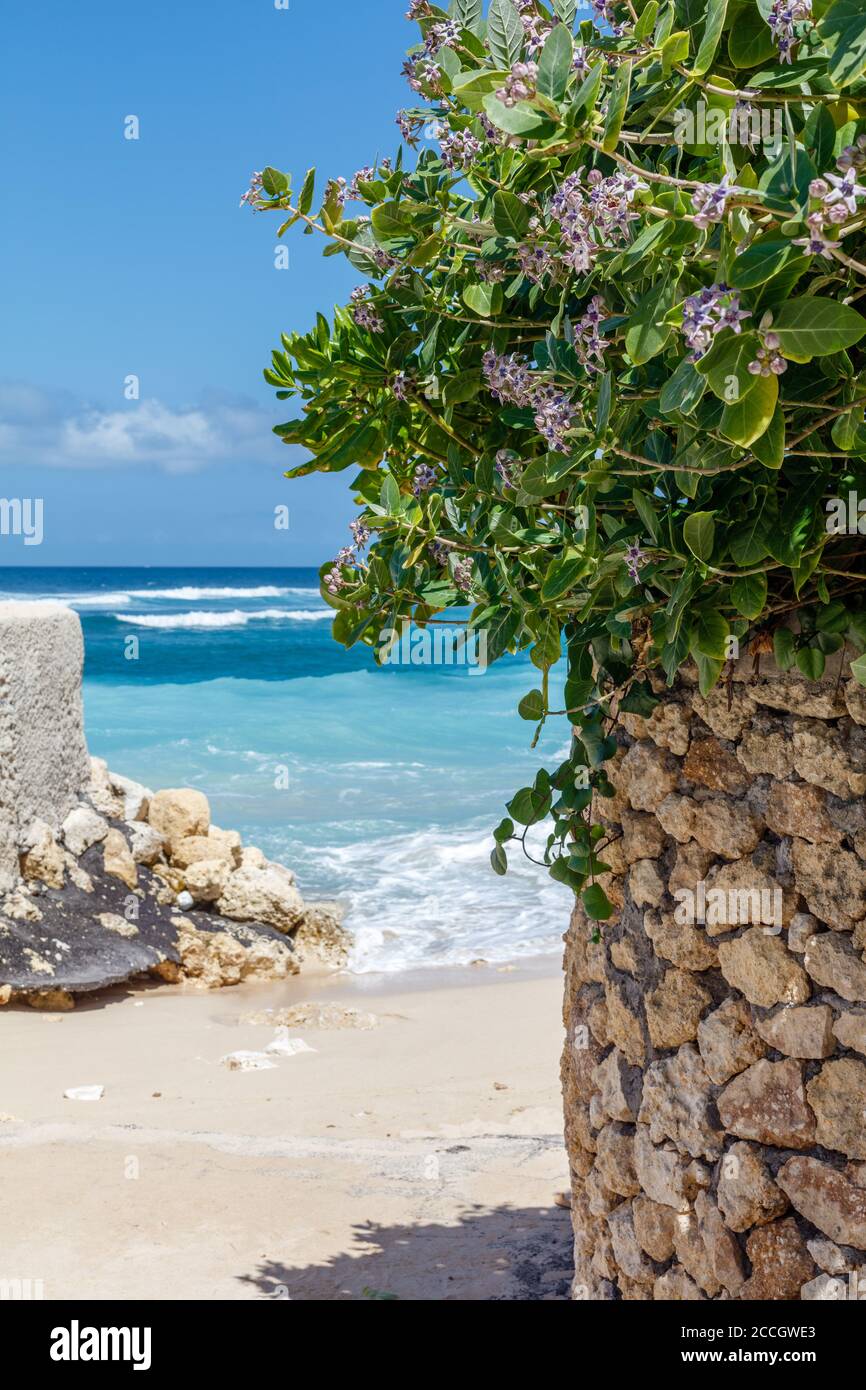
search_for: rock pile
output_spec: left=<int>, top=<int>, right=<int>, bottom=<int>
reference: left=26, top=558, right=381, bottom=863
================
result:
left=0, top=601, right=349, bottom=1007
left=563, top=654, right=866, bottom=1301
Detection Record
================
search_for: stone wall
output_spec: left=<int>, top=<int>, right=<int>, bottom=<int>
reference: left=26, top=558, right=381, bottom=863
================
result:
left=0, top=602, right=90, bottom=888
left=562, top=654, right=866, bottom=1300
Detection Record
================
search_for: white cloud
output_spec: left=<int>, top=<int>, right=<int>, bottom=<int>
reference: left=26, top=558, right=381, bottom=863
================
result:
left=0, top=382, right=293, bottom=473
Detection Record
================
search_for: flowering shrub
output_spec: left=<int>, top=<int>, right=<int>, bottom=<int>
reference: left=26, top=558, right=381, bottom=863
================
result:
left=248, top=0, right=866, bottom=918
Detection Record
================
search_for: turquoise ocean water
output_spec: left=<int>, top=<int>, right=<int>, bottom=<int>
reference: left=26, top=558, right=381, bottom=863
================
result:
left=0, top=569, right=570, bottom=971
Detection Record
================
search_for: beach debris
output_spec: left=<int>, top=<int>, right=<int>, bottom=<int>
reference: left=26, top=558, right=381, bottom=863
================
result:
left=64, top=1085, right=105, bottom=1101
left=175, top=891, right=194, bottom=911
left=264, top=1030, right=316, bottom=1058
left=220, top=1050, right=277, bottom=1072
left=242, top=1001, right=378, bottom=1031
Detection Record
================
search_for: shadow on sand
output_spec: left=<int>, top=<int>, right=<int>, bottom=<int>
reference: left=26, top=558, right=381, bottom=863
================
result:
left=237, top=1202, right=574, bottom=1302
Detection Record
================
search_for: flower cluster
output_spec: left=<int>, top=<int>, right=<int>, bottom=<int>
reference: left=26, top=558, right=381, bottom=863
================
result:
left=691, top=175, right=738, bottom=230
left=482, top=350, right=577, bottom=453
left=767, top=0, right=813, bottom=64
left=402, top=53, right=442, bottom=94
left=748, top=331, right=787, bottom=378
left=495, top=61, right=538, bottom=108
left=439, top=127, right=483, bottom=171
left=624, top=543, right=646, bottom=584
left=413, top=463, right=438, bottom=496
left=429, top=540, right=451, bottom=568
left=239, top=171, right=264, bottom=209
left=519, top=14, right=554, bottom=58
left=590, top=0, right=627, bottom=37
left=452, top=558, right=474, bottom=593
left=573, top=295, right=609, bottom=374
left=424, top=20, right=461, bottom=54
left=396, top=109, right=425, bottom=147
left=548, top=167, right=646, bottom=274
left=795, top=164, right=866, bottom=258
left=350, top=286, right=384, bottom=333
left=573, top=48, right=591, bottom=78
left=517, top=241, right=554, bottom=284
left=838, top=135, right=866, bottom=173
left=476, top=260, right=507, bottom=283
left=392, top=371, right=410, bottom=401
left=681, top=284, right=750, bottom=359
left=326, top=517, right=373, bottom=595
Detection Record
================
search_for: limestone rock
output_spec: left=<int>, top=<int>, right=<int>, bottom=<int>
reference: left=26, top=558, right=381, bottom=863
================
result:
left=19, top=820, right=65, bottom=889
left=777, top=1158, right=866, bottom=1250
left=607, top=1201, right=656, bottom=1283
left=765, top=782, right=841, bottom=844
left=698, top=998, right=766, bottom=1085
left=87, top=758, right=125, bottom=819
left=717, top=1058, right=817, bottom=1149
left=634, top=1125, right=699, bottom=1212
left=832, top=1011, right=866, bottom=1056
left=638, top=1044, right=723, bottom=1160
left=684, top=736, right=748, bottom=795
left=753, top=1004, right=835, bottom=1059
left=292, top=900, right=351, bottom=967
left=176, top=923, right=297, bottom=988
left=653, top=1266, right=706, bottom=1300
left=692, top=685, right=755, bottom=741
left=704, top=858, right=795, bottom=934
left=183, top=857, right=231, bottom=905
left=109, top=772, right=151, bottom=822
left=148, top=788, right=210, bottom=852
left=127, top=822, right=165, bottom=867
left=646, top=970, right=711, bottom=1050
left=619, top=741, right=680, bottom=813
left=741, top=1217, right=816, bottom=1300
left=645, top=910, right=718, bottom=973
left=801, top=1272, right=852, bottom=1299
left=788, top=912, right=819, bottom=954
left=717, top=929, right=810, bottom=1008
left=657, top=794, right=763, bottom=860
left=737, top=712, right=795, bottom=779
left=593, top=1047, right=643, bottom=1122
left=806, top=1059, right=866, bottom=1159
left=792, top=839, right=866, bottom=931
left=61, top=805, right=108, bottom=858
left=668, top=842, right=716, bottom=897
left=207, top=826, right=243, bottom=867
left=674, top=1209, right=721, bottom=1296
left=216, top=864, right=305, bottom=934
left=805, top=934, right=866, bottom=1002
left=594, top=1123, right=640, bottom=1198
left=629, top=859, right=665, bottom=908
left=102, top=829, right=138, bottom=890
left=604, top=978, right=646, bottom=1067
left=172, top=835, right=235, bottom=871
left=717, top=1141, right=789, bottom=1232
left=632, top=1194, right=677, bottom=1262
left=806, top=1237, right=853, bottom=1276
left=752, top=674, right=846, bottom=720
left=620, top=811, right=666, bottom=866
left=694, top=1191, right=746, bottom=1295
left=792, top=718, right=866, bottom=798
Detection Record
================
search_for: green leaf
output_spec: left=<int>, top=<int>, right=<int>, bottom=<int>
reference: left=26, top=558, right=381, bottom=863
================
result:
left=634, top=0, right=659, bottom=41
left=518, top=689, right=546, bottom=721
left=298, top=167, right=316, bottom=216
left=602, top=61, right=632, bottom=153
left=582, top=883, right=614, bottom=921
left=683, top=510, right=716, bottom=563
left=820, top=0, right=866, bottom=87
left=751, top=403, right=785, bottom=469
left=632, top=488, right=660, bottom=542
left=728, top=5, right=778, bottom=67
left=380, top=475, right=401, bottom=514
left=771, top=299, right=866, bottom=361
left=796, top=645, right=826, bottom=680
left=692, top=0, right=728, bottom=75
left=694, top=651, right=725, bottom=695
left=851, top=651, right=866, bottom=687
left=659, top=358, right=707, bottom=415
left=728, top=234, right=798, bottom=291
left=261, top=166, right=289, bottom=197
left=487, top=0, right=524, bottom=69
left=507, top=785, right=552, bottom=826
left=720, top=373, right=778, bottom=446
left=493, top=816, right=514, bottom=843
left=453, top=0, right=484, bottom=27
left=802, top=104, right=837, bottom=168
left=482, top=94, right=554, bottom=136
left=625, top=279, right=677, bottom=365
left=696, top=331, right=760, bottom=403
left=773, top=627, right=797, bottom=670
left=462, top=282, right=503, bottom=317
left=690, top=606, right=729, bottom=660
left=537, top=23, right=573, bottom=104
left=541, top=550, right=590, bottom=601
left=551, top=0, right=578, bottom=23
left=490, top=844, right=508, bottom=875
left=731, top=571, right=768, bottom=619
left=492, top=189, right=532, bottom=239
left=371, top=202, right=414, bottom=250
left=442, top=369, right=481, bottom=404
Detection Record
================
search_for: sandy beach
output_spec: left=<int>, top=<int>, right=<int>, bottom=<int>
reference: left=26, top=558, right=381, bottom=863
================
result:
left=0, top=959, right=571, bottom=1301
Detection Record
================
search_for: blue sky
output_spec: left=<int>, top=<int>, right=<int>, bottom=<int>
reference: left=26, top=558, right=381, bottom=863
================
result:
left=0, top=0, right=409, bottom=566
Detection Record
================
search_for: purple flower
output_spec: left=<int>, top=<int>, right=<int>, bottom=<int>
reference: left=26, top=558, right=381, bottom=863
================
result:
left=239, top=171, right=264, bottom=209
left=439, top=127, right=482, bottom=171
left=680, top=284, right=749, bottom=359
left=452, top=558, right=474, bottom=593
left=691, top=175, right=738, bottom=230
left=350, top=287, right=384, bottom=333
left=624, top=543, right=646, bottom=583
left=429, top=540, right=450, bottom=567
left=392, top=372, right=410, bottom=401
left=824, top=168, right=866, bottom=217
left=767, top=0, right=812, bottom=62
left=413, top=463, right=438, bottom=496
left=495, top=61, right=538, bottom=108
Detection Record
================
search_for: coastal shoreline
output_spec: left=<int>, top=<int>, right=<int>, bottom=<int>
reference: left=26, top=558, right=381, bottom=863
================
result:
left=0, top=957, right=570, bottom=1301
